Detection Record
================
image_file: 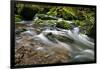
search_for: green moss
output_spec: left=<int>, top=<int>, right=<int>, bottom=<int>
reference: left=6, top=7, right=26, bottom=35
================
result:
left=15, top=15, right=22, bottom=22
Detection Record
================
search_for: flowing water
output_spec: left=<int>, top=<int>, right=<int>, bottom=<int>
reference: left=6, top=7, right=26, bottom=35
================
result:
left=16, top=20, right=95, bottom=63
left=32, top=26, right=94, bottom=62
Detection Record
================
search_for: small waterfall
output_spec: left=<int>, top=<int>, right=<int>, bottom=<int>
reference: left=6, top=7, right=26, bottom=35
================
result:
left=32, top=28, right=73, bottom=53
left=34, top=26, right=94, bottom=61
left=17, top=21, right=95, bottom=62
left=71, top=27, right=94, bottom=49
left=58, top=26, right=94, bottom=49
left=20, top=27, right=37, bottom=37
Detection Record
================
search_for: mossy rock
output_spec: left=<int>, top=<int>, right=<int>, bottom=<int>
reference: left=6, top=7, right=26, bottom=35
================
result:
left=63, top=13, right=77, bottom=20
left=56, top=21, right=71, bottom=29
left=15, top=15, right=22, bottom=22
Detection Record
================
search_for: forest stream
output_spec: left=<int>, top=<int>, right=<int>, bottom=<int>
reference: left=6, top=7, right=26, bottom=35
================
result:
left=14, top=4, right=95, bottom=66
left=15, top=19, right=94, bottom=66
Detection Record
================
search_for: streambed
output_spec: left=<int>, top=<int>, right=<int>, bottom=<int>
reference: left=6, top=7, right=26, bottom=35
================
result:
left=15, top=19, right=94, bottom=66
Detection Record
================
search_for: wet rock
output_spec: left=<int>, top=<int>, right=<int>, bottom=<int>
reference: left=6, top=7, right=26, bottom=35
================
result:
left=15, top=22, right=71, bottom=66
